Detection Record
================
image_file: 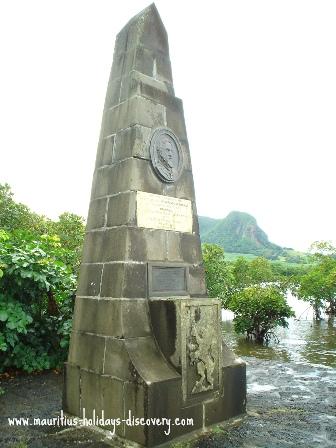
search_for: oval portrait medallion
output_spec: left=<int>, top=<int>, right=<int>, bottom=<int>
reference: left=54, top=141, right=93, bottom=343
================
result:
left=149, top=128, right=183, bottom=183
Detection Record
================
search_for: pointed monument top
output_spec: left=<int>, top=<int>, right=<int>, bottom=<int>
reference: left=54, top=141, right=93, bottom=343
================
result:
left=115, top=3, right=169, bottom=55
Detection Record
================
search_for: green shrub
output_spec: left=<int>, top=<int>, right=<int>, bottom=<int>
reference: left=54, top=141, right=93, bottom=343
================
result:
left=229, top=285, right=295, bottom=343
left=0, top=230, right=77, bottom=372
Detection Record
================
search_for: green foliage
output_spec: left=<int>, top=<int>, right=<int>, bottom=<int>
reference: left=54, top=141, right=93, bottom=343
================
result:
left=48, top=212, right=85, bottom=273
left=202, top=244, right=294, bottom=343
left=232, top=256, right=275, bottom=289
left=202, top=244, right=234, bottom=307
left=0, top=184, right=85, bottom=372
left=229, top=285, right=295, bottom=342
left=0, top=229, right=77, bottom=372
left=295, top=242, right=336, bottom=319
left=0, top=184, right=51, bottom=235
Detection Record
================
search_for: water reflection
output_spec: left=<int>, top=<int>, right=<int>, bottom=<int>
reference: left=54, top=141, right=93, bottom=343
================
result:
left=222, top=297, right=336, bottom=368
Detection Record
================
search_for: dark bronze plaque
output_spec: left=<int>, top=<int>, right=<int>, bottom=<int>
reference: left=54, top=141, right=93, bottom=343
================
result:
left=149, top=128, right=183, bottom=183
left=148, top=263, right=188, bottom=297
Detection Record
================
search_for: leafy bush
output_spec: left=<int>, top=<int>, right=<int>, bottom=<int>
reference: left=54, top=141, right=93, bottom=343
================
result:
left=202, top=244, right=294, bottom=343
left=230, top=285, right=295, bottom=343
left=202, top=243, right=234, bottom=308
left=0, top=230, right=77, bottom=372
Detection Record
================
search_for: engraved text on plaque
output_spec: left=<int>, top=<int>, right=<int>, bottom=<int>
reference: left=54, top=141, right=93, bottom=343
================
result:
left=137, top=191, right=192, bottom=233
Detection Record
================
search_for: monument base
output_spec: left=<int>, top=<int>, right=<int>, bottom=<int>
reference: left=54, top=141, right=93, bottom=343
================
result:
left=63, top=297, right=246, bottom=447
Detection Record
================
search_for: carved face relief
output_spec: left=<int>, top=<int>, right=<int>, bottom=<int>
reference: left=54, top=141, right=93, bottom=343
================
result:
left=150, top=128, right=183, bottom=183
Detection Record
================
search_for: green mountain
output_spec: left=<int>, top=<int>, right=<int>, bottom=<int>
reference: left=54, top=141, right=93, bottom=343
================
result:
left=199, top=211, right=284, bottom=259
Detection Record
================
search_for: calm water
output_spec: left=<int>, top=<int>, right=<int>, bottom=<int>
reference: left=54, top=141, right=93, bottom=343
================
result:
left=221, top=293, right=336, bottom=368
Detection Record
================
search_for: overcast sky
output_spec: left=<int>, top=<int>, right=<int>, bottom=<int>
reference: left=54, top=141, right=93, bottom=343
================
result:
left=0, top=0, right=335, bottom=251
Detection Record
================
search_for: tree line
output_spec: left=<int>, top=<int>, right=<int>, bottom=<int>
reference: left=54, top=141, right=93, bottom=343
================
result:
left=0, top=183, right=335, bottom=373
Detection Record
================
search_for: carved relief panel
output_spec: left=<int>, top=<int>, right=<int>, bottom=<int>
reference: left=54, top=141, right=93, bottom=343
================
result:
left=181, top=300, right=222, bottom=404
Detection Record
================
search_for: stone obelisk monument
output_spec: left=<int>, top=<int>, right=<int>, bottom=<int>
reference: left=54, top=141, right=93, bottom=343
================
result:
left=63, top=4, right=246, bottom=446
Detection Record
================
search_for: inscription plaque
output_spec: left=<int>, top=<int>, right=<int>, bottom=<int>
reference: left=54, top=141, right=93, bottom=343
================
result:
left=148, top=263, right=188, bottom=297
left=137, top=191, right=192, bottom=233
left=150, top=127, right=183, bottom=182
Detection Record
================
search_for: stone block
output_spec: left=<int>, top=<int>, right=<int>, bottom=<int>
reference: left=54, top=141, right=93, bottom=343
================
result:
left=166, top=232, right=183, bottom=263
left=132, top=45, right=154, bottom=78
left=127, top=227, right=167, bottom=262
left=137, top=7, right=169, bottom=55
left=125, top=336, right=179, bottom=384
left=103, top=338, right=132, bottom=380
left=192, top=202, right=200, bottom=234
left=62, top=363, right=80, bottom=416
left=73, top=297, right=124, bottom=337
left=81, top=230, right=105, bottom=263
left=188, top=265, right=207, bottom=296
left=86, top=198, right=107, bottom=230
left=104, top=78, right=121, bottom=109
left=72, top=299, right=151, bottom=338
left=95, top=135, right=114, bottom=168
left=102, top=96, right=165, bottom=137
left=95, top=226, right=167, bottom=263
left=80, top=369, right=103, bottom=420
left=175, top=170, right=196, bottom=200
left=119, top=68, right=174, bottom=105
left=69, top=332, right=105, bottom=373
left=112, top=124, right=152, bottom=162
left=91, top=158, right=163, bottom=199
left=180, top=233, right=203, bottom=264
left=76, top=263, right=103, bottom=297
left=149, top=299, right=181, bottom=371
left=148, top=380, right=203, bottom=443
left=106, top=192, right=137, bottom=227
left=109, top=48, right=135, bottom=85
left=204, top=363, right=247, bottom=425
left=120, top=299, right=151, bottom=337
left=101, top=262, right=147, bottom=298
left=72, top=297, right=98, bottom=333
left=100, top=376, right=125, bottom=436
left=124, top=382, right=146, bottom=446
left=95, top=299, right=123, bottom=336
left=101, top=227, right=128, bottom=262
left=165, top=97, right=188, bottom=140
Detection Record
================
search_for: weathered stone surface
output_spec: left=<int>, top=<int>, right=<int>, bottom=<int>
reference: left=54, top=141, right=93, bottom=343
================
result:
left=100, top=376, right=125, bottom=435
left=149, top=298, right=182, bottom=372
left=73, top=297, right=151, bottom=338
left=106, top=192, right=137, bottom=227
left=68, top=332, right=105, bottom=373
left=121, top=300, right=151, bottom=337
left=65, top=4, right=246, bottom=447
left=102, top=96, right=166, bottom=137
left=124, top=382, right=146, bottom=445
left=126, top=336, right=180, bottom=383
left=112, top=125, right=152, bottom=162
left=180, top=233, right=203, bottom=264
left=80, top=369, right=103, bottom=419
left=86, top=198, right=107, bottom=230
left=72, top=297, right=121, bottom=336
left=91, top=158, right=163, bottom=199
left=188, top=264, right=207, bottom=296
left=95, top=135, right=114, bottom=168
left=62, top=363, right=80, bottom=417
left=166, top=232, right=203, bottom=265
left=204, top=363, right=247, bottom=425
left=103, top=338, right=132, bottom=379
left=76, top=263, right=103, bottom=297
left=101, top=262, right=147, bottom=298
left=81, top=230, right=105, bottom=263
